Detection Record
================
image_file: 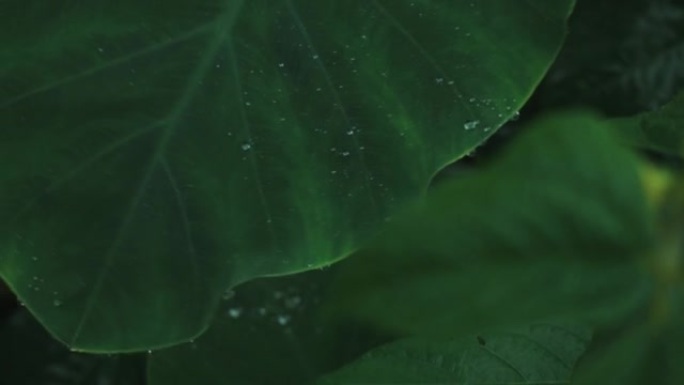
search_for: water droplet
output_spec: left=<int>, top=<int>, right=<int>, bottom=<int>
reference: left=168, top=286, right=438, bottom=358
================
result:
left=147, top=350, right=153, bottom=354
left=244, top=101, right=251, bottom=106
left=464, top=120, right=480, bottom=130
left=228, top=308, right=242, bottom=319
left=278, top=62, right=285, bottom=68
left=509, top=111, right=520, bottom=121
left=258, top=307, right=268, bottom=316
left=53, top=299, right=62, bottom=307
left=31, top=257, right=38, bottom=261
left=277, top=314, right=291, bottom=325
left=341, top=151, right=350, bottom=157
left=435, top=77, right=444, bottom=84
left=241, top=142, right=252, bottom=151
left=312, top=54, right=319, bottom=59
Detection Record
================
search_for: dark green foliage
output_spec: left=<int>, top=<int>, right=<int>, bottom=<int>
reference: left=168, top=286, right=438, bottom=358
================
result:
left=2, top=0, right=684, bottom=384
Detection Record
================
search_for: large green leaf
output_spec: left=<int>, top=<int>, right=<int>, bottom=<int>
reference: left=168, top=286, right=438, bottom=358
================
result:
left=0, top=0, right=574, bottom=351
left=318, top=323, right=591, bottom=384
left=326, top=112, right=655, bottom=337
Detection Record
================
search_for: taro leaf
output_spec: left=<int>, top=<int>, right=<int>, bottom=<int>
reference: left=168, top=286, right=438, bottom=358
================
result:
left=0, top=310, right=145, bottom=385
left=0, top=0, right=575, bottom=351
left=317, top=323, right=591, bottom=385
left=147, top=267, right=389, bottom=385
left=613, top=91, right=684, bottom=157
left=326, top=112, right=655, bottom=338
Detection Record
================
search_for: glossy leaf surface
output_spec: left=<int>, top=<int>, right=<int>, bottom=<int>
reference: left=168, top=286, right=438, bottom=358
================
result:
left=328, top=112, right=654, bottom=337
left=0, top=0, right=574, bottom=351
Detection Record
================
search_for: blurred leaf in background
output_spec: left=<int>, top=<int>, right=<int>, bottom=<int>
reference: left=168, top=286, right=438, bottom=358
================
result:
left=326, top=112, right=655, bottom=338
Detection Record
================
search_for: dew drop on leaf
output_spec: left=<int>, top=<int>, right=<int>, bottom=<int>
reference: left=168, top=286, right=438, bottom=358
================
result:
left=276, top=314, right=291, bottom=326
left=464, top=120, right=480, bottom=130
left=228, top=308, right=242, bottom=319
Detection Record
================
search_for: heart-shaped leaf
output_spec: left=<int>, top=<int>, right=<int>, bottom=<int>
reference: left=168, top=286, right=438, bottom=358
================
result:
left=0, top=0, right=575, bottom=351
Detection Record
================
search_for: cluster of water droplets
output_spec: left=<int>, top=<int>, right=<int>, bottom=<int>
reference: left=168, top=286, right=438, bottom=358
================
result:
left=220, top=284, right=316, bottom=330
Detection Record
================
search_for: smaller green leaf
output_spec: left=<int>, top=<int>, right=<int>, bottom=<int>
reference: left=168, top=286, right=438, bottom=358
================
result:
left=613, top=91, right=684, bottom=157
left=326, top=112, right=654, bottom=338
left=317, top=323, right=591, bottom=385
